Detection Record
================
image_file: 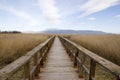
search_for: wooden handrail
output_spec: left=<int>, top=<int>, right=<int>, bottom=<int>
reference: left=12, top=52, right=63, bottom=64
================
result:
left=0, top=36, right=55, bottom=80
left=59, top=36, right=120, bottom=80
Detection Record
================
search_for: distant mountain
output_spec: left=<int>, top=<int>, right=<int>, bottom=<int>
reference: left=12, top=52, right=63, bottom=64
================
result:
left=42, top=29, right=108, bottom=34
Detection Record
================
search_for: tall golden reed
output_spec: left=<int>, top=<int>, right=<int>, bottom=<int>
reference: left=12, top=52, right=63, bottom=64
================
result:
left=67, top=34, right=120, bottom=66
left=0, top=34, right=49, bottom=67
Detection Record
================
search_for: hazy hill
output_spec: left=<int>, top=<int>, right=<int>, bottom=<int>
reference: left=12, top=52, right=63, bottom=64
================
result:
left=42, top=29, right=107, bottom=34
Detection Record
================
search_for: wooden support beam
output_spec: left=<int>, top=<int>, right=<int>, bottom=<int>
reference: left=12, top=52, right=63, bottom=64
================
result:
left=34, top=54, right=39, bottom=79
left=24, top=61, right=30, bottom=80
left=89, top=59, right=96, bottom=80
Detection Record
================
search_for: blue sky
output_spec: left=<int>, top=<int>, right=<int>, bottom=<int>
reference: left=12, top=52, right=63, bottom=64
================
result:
left=0, top=0, right=120, bottom=33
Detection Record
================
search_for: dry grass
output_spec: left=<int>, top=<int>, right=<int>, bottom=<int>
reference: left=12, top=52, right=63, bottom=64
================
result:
left=0, top=33, right=50, bottom=67
left=66, top=34, right=120, bottom=66
left=63, top=34, right=120, bottom=80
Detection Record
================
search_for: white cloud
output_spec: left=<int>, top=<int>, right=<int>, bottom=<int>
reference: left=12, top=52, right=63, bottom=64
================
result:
left=115, top=14, right=120, bottom=18
left=38, top=0, right=61, bottom=24
left=28, top=19, right=39, bottom=26
left=80, top=22, right=86, bottom=25
left=88, top=17, right=96, bottom=20
left=0, top=3, right=39, bottom=26
left=79, top=0, right=119, bottom=17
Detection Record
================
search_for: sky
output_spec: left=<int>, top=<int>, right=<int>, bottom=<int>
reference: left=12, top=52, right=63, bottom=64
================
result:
left=0, top=0, right=120, bottom=33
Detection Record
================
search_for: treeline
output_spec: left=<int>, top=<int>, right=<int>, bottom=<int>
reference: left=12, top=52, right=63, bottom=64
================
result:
left=0, top=31, right=21, bottom=34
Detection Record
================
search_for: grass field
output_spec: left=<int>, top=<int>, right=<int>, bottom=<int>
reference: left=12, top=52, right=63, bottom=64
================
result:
left=0, top=33, right=50, bottom=68
left=63, top=34, right=120, bottom=80
left=65, top=34, right=120, bottom=66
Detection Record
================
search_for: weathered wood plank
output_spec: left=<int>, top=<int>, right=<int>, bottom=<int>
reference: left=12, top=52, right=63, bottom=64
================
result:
left=37, top=37, right=80, bottom=80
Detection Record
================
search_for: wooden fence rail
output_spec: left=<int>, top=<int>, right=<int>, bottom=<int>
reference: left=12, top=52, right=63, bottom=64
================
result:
left=59, top=36, right=120, bottom=80
left=0, top=36, right=55, bottom=80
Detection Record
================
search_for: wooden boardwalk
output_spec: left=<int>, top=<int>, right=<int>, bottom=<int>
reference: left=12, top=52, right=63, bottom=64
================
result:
left=1, top=36, right=119, bottom=80
left=37, top=37, right=79, bottom=80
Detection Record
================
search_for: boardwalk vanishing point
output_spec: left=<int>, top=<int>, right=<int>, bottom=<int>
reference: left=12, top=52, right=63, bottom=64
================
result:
left=36, top=37, right=80, bottom=80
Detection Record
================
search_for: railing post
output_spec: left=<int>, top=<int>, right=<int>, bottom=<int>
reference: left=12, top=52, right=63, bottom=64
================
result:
left=117, top=76, right=120, bottom=80
left=78, top=64, right=84, bottom=78
left=34, top=54, right=39, bottom=79
left=71, top=50, right=74, bottom=61
left=89, top=59, right=96, bottom=80
left=38, top=49, right=43, bottom=72
left=66, top=47, right=70, bottom=55
left=24, top=61, right=30, bottom=80
left=74, top=49, right=79, bottom=67
left=40, top=48, right=44, bottom=67
left=38, top=51, right=41, bottom=71
left=43, top=46, right=47, bottom=61
left=43, top=46, right=47, bottom=62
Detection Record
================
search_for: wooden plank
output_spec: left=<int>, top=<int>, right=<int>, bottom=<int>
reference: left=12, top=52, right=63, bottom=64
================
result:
left=24, top=61, right=30, bottom=80
left=37, top=37, right=80, bottom=80
left=89, top=59, right=96, bottom=80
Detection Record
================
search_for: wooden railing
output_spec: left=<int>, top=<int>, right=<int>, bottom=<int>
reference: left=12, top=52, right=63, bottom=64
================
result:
left=59, top=36, right=120, bottom=80
left=0, top=36, right=55, bottom=80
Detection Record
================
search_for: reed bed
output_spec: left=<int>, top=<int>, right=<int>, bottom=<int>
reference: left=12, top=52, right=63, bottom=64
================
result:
left=0, top=33, right=50, bottom=68
left=66, top=34, right=120, bottom=66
